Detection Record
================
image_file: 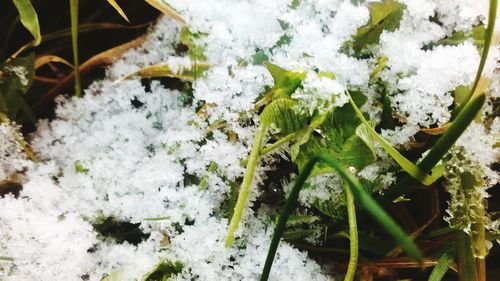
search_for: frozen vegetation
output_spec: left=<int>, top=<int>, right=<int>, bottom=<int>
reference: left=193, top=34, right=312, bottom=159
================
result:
left=0, top=0, right=499, bottom=280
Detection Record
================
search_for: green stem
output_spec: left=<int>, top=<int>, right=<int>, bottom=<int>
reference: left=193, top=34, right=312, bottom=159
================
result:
left=382, top=93, right=486, bottom=202
left=225, top=125, right=266, bottom=247
left=260, top=154, right=422, bottom=281
left=69, top=0, right=81, bottom=97
left=457, top=231, right=477, bottom=281
left=344, top=185, right=358, bottom=281
left=259, top=131, right=299, bottom=156
left=452, top=0, right=497, bottom=118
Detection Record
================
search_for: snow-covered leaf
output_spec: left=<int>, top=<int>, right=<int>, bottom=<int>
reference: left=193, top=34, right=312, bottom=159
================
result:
left=349, top=0, right=404, bottom=55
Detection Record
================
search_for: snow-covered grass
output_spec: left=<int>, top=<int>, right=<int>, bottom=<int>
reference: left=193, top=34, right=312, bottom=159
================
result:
left=1, top=0, right=499, bottom=280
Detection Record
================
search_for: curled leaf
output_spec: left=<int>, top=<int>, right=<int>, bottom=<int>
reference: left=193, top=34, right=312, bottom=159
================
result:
left=12, top=0, right=41, bottom=46
left=34, top=55, right=73, bottom=70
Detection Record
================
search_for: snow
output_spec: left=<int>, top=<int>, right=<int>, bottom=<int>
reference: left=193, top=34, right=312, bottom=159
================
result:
left=1, top=0, right=498, bottom=280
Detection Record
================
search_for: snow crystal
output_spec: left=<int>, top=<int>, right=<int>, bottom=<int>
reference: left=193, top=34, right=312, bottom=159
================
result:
left=1, top=0, right=498, bottom=280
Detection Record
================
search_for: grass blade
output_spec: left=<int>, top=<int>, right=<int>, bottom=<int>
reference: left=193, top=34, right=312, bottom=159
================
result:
left=106, top=0, right=130, bottom=23
left=382, top=93, right=486, bottom=202
left=12, top=22, right=151, bottom=58
left=429, top=252, right=454, bottom=281
left=145, top=0, right=186, bottom=25
left=225, top=125, right=266, bottom=247
left=69, top=0, right=81, bottom=97
left=12, top=0, right=41, bottom=46
left=260, top=154, right=422, bottom=281
left=452, top=0, right=497, bottom=118
left=347, top=91, right=440, bottom=185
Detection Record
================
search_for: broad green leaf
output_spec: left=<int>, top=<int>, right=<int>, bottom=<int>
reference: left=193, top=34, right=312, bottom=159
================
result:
left=120, top=62, right=209, bottom=81
left=349, top=0, right=404, bottom=55
left=106, top=0, right=130, bottom=23
left=259, top=98, right=307, bottom=135
left=0, top=53, right=35, bottom=119
left=296, top=91, right=375, bottom=175
left=255, top=63, right=306, bottom=109
left=12, top=0, right=41, bottom=46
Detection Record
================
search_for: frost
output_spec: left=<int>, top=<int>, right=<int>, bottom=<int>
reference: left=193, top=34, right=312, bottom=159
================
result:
left=0, top=0, right=498, bottom=279
left=292, top=72, right=347, bottom=115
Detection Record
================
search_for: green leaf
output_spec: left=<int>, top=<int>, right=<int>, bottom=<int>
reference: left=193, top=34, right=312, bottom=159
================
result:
left=430, top=25, right=485, bottom=49
left=265, top=63, right=306, bottom=99
left=143, top=260, right=183, bottom=281
left=296, top=91, right=375, bottom=175
left=0, top=53, right=35, bottom=119
left=74, top=160, right=89, bottom=174
left=347, top=91, right=442, bottom=185
left=259, top=98, right=307, bottom=135
left=260, top=154, right=422, bottom=281
left=349, top=0, right=404, bottom=56
left=12, top=0, right=41, bottom=46
left=180, top=27, right=207, bottom=61
left=252, top=50, right=269, bottom=65
left=382, top=93, right=486, bottom=201
left=429, top=252, right=455, bottom=281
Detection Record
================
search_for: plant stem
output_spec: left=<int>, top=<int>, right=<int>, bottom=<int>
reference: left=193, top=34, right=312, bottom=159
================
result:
left=457, top=231, right=477, bottom=281
left=344, top=184, right=358, bottom=281
left=225, top=124, right=266, bottom=247
left=472, top=207, right=487, bottom=281
left=260, top=154, right=421, bottom=281
left=451, top=0, right=497, bottom=118
left=69, top=0, right=81, bottom=97
left=259, top=131, right=299, bottom=156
